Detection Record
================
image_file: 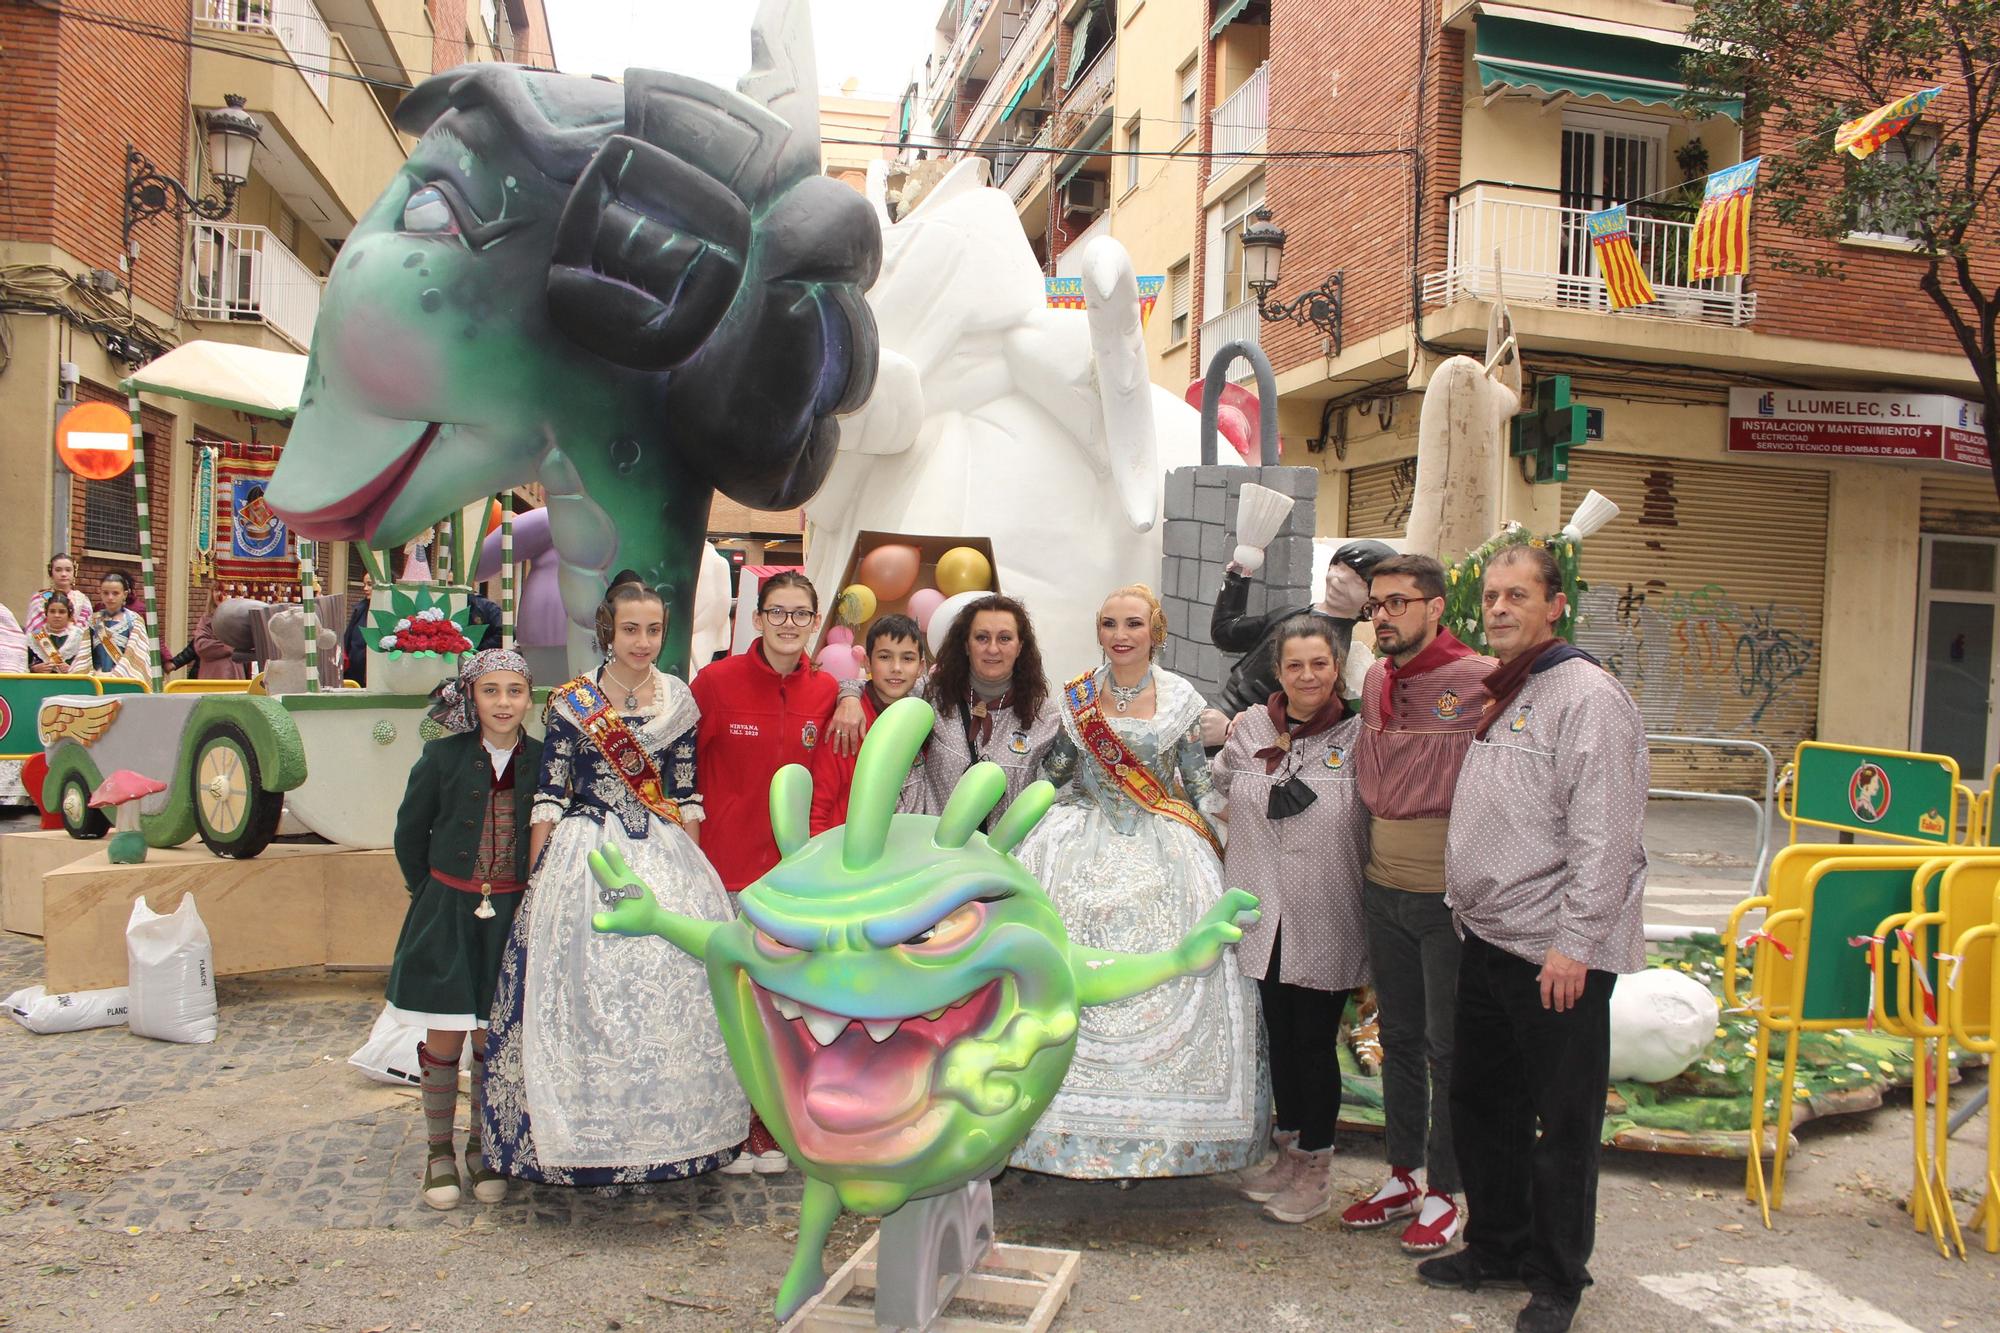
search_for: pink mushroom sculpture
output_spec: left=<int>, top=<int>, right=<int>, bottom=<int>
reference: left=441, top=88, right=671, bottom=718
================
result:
left=92, top=770, right=168, bottom=865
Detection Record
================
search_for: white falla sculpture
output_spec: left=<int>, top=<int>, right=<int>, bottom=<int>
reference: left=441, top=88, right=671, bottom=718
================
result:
left=806, top=160, right=1203, bottom=676
left=1404, top=294, right=1522, bottom=563
left=689, top=541, right=732, bottom=673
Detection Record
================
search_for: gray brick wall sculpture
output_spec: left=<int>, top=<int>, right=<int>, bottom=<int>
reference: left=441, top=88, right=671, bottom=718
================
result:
left=1158, top=463, right=1319, bottom=705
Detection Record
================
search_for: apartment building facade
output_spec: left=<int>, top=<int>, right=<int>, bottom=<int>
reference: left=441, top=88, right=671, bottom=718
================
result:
left=1177, top=0, right=1997, bottom=789
left=0, top=0, right=552, bottom=649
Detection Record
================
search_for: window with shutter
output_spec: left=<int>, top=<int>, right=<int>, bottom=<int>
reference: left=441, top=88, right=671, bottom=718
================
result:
left=1179, top=59, right=1198, bottom=136
left=1168, top=259, right=1190, bottom=344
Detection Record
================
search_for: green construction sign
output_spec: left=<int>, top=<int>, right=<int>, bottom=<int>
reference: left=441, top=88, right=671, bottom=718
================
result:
left=1791, top=742, right=1959, bottom=844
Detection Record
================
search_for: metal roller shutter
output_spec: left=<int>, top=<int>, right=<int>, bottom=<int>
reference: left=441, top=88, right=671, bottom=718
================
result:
left=1562, top=454, right=1829, bottom=793
left=1920, top=474, right=2000, bottom=537
left=1345, top=458, right=1417, bottom=539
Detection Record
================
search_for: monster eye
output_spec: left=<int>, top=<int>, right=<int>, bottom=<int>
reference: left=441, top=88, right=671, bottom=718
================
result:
left=753, top=928, right=802, bottom=958
left=401, top=185, right=461, bottom=237
left=903, top=902, right=983, bottom=953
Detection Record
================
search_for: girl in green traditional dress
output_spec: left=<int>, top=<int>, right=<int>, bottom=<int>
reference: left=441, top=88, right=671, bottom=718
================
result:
left=384, top=648, right=541, bottom=1210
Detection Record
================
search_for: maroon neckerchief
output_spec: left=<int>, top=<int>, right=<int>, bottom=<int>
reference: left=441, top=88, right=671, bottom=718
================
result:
left=1379, top=628, right=1478, bottom=719
left=1476, top=638, right=1564, bottom=739
left=1254, top=691, right=1345, bottom=773
left=965, top=687, right=1013, bottom=749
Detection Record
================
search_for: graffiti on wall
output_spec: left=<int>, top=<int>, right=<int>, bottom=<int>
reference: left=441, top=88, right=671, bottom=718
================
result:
left=1574, top=580, right=1818, bottom=742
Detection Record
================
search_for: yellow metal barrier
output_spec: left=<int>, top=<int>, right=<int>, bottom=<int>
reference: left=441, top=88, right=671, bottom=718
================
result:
left=161, top=679, right=255, bottom=694
left=1785, top=741, right=1961, bottom=846
left=1944, top=869, right=1999, bottom=1255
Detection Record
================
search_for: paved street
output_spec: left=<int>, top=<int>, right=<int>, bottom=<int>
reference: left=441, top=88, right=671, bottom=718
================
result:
left=1, top=806, right=1992, bottom=1330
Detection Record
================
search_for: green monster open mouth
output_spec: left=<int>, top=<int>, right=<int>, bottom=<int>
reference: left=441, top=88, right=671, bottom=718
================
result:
left=752, top=975, right=1021, bottom=1164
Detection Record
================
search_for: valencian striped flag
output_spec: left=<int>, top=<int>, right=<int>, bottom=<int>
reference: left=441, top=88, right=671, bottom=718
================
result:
left=1585, top=206, right=1655, bottom=310
left=1689, top=156, right=1760, bottom=280
left=1837, top=86, right=1942, bottom=159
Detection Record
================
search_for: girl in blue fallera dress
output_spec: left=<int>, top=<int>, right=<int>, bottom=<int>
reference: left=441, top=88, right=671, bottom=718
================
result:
left=481, top=581, right=748, bottom=1185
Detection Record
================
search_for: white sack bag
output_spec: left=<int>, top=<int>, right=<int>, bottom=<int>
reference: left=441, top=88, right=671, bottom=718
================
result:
left=125, top=894, right=218, bottom=1044
left=5, top=984, right=130, bottom=1034
left=1608, top=967, right=1719, bottom=1083
left=347, top=1004, right=426, bottom=1086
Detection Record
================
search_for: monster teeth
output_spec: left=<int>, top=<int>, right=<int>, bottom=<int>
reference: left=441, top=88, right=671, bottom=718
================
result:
left=950, top=993, right=971, bottom=1009
left=771, top=995, right=803, bottom=1020
left=863, top=1019, right=900, bottom=1043
left=922, top=1007, right=947, bottom=1021
left=803, top=1011, right=849, bottom=1047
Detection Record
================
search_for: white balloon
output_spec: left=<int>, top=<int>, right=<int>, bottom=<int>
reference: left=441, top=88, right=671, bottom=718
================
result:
left=925, top=590, right=990, bottom=657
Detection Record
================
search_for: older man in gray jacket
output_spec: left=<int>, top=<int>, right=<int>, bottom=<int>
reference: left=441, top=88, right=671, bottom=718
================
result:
left=1417, top=543, right=1648, bottom=1333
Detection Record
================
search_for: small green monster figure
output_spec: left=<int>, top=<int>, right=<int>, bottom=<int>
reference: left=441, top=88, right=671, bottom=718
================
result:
left=590, top=697, right=1257, bottom=1322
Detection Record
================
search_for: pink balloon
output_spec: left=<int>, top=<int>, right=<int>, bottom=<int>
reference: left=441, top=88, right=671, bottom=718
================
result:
left=817, top=643, right=862, bottom=681
left=824, top=625, right=855, bottom=646
left=857, top=543, right=922, bottom=602
left=907, top=587, right=946, bottom=631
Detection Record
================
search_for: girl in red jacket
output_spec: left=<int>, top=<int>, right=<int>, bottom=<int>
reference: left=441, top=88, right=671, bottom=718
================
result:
left=689, top=570, right=838, bottom=1174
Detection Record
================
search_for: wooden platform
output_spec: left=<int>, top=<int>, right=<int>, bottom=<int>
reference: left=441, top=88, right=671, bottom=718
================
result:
left=2, top=829, right=114, bottom=937
left=783, top=1233, right=1079, bottom=1333
left=40, top=844, right=405, bottom=991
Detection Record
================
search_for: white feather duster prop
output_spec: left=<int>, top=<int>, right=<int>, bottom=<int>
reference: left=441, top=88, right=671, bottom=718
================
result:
left=1231, top=483, right=1296, bottom=573
left=1561, top=489, right=1619, bottom=543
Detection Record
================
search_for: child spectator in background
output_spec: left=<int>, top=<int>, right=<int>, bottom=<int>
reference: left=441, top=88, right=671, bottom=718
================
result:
left=810, top=615, right=925, bottom=834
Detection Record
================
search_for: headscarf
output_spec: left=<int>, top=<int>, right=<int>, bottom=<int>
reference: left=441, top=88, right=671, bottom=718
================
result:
left=426, top=647, right=532, bottom=733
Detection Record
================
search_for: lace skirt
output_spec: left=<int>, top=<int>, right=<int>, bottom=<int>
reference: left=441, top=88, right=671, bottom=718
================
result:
left=1009, top=800, right=1268, bottom=1179
left=481, top=811, right=749, bottom=1185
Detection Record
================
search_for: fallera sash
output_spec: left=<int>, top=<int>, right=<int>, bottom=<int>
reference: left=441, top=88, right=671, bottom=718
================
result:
left=550, top=676, right=682, bottom=826
left=1063, top=671, right=1220, bottom=853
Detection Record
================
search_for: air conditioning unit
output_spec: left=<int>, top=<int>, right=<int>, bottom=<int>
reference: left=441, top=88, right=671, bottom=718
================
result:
left=1064, top=177, right=1108, bottom=215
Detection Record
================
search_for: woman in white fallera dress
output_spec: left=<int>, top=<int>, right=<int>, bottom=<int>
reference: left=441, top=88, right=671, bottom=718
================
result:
left=1011, top=585, right=1266, bottom=1179
left=482, top=582, right=747, bottom=1185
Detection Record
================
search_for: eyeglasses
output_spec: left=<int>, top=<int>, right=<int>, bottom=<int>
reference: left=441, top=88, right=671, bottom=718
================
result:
left=758, top=607, right=817, bottom=625
left=1361, top=594, right=1429, bottom=619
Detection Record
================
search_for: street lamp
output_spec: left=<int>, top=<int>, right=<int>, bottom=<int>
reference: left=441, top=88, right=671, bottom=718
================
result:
left=121, top=93, right=263, bottom=266
left=1241, top=206, right=1345, bottom=356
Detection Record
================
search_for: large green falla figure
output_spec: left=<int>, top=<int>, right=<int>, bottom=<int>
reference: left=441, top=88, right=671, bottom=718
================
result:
left=265, top=0, right=878, bottom=673
left=590, top=697, right=1260, bottom=1322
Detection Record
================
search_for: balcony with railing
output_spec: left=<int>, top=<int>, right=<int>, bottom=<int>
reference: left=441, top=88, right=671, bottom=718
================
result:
left=196, top=0, right=331, bottom=105
left=1054, top=43, right=1116, bottom=146
left=187, top=222, right=324, bottom=351
left=1000, top=124, right=1052, bottom=203
left=1200, top=299, right=1264, bottom=379
left=1209, top=62, right=1267, bottom=180
left=1423, top=185, right=1756, bottom=328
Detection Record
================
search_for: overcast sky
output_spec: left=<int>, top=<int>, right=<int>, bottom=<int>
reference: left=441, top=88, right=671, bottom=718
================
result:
left=543, top=0, right=941, bottom=100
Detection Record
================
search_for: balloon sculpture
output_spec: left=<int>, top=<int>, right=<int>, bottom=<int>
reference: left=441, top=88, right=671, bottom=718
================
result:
left=590, top=698, right=1258, bottom=1322
left=264, top=0, right=881, bottom=675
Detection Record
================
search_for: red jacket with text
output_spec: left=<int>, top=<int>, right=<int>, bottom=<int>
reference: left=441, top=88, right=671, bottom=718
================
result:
left=691, top=643, right=839, bottom=891
left=809, top=687, right=883, bottom=836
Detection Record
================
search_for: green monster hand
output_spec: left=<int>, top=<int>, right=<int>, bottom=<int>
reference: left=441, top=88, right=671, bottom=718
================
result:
left=588, top=847, right=720, bottom=959
left=589, top=697, right=1261, bottom=1323
left=1175, top=888, right=1263, bottom=975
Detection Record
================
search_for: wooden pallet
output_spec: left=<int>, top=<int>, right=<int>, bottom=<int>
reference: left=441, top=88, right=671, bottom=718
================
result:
left=783, top=1232, right=1080, bottom=1333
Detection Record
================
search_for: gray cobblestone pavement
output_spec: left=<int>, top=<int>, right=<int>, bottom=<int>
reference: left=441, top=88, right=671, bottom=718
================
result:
left=3, top=827, right=1997, bottom=1331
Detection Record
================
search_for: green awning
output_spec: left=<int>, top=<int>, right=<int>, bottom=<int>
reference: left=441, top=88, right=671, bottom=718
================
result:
left=1055, top=120, right=1112, bottom=188
left=1209, top=0, right=1251, bottom=40
left=1001, top=45, right=1054, bottom=121
left=1473, top=14, right=1742, bottom=120
left=899, top=96, right=911, bottom=139
left=1064, top=4, right=1098, bottom=89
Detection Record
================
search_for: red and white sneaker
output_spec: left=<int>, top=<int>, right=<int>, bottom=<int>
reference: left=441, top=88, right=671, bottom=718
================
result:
left=1399, top=1190, right=1462, bottom=1253
left=1339, top=1170, right=1422, bottom=1230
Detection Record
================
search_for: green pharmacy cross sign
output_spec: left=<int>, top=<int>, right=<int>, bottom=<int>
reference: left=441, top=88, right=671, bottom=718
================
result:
left=1511, top=373, right=1591, bottom=483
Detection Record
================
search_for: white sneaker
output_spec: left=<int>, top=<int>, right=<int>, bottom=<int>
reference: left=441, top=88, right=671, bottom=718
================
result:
left=719, top=1150, right=758, bottom=1175
left=749, top=1148, right=790, bottom=1174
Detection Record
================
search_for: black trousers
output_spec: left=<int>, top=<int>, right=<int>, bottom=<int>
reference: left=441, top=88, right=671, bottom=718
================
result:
left=1258, top=928, right=1352, bottom=1153
left=1451, top=929, right=1615, bottom=1301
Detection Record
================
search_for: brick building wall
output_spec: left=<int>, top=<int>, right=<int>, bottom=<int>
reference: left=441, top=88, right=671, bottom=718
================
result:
left=1742, top=83, right=1995, bottom=361
left=1, top=0, right=190, bottom=314
left=1256, top=1, right=1449, bottom=379
left=431, top=0, right=471, bottom=71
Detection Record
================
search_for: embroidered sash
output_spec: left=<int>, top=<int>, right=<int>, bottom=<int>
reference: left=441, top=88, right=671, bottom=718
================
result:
left=1063, top=671, right=1220, bottom=853
left=30, top=631, right=63, bottom=667
left=551, top=676, right=682, bottom=826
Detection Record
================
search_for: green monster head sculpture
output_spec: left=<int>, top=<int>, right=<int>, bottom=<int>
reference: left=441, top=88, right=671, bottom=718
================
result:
left=265, top=0, right=879, bottom=673
left=590, top=697, right=1258, bottom=1322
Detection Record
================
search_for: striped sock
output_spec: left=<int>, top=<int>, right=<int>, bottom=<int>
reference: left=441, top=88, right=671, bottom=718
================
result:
left=418, top=1042, right=458, bottom=1162
left=465, top=1048, right=488, bottom=1161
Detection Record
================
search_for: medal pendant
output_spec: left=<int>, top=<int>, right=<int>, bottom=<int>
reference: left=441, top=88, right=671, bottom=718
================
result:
left=623, top=692, right=639, bottom=711
left=971, top=701, right=988, bottom=719
left=1275, top=732, right=1292, bottom=751
left=474, top=885, right=496, bottom=920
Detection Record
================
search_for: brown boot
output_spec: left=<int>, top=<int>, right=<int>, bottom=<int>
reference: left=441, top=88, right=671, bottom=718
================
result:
left=1237, top=1130, right=1301, bottom=1202
left=1262, top=1146, right=1334, bottom=1224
